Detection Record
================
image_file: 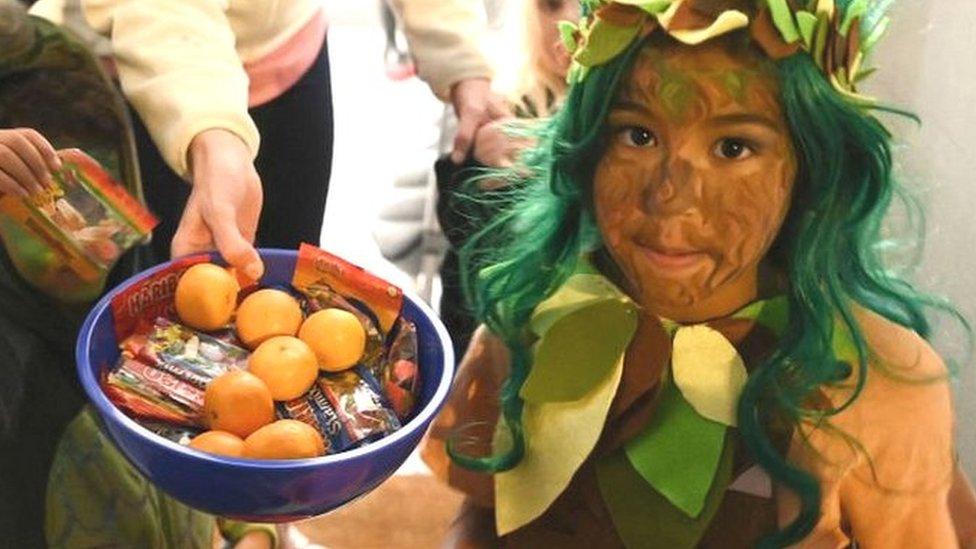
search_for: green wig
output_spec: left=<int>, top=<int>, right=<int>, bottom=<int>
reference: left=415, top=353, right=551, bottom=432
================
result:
left=451, top=0, right=969, bottom=546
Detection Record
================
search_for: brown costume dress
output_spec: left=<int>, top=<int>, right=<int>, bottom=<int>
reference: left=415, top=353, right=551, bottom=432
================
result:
left=423, top=307, right=976, bottom=547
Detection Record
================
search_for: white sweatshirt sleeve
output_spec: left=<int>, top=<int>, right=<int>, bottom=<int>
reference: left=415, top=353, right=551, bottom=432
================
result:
left=392, top=0, right=494, bottom=100
left=53, top=0, right=260, bottom=180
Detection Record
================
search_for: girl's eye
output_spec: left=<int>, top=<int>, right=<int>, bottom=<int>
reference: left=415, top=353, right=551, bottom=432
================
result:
left=714, top=138, right=755, bottom=160
left=539, top=0, right=564, bottom=12
left=618, top=126, right=657, bottom=148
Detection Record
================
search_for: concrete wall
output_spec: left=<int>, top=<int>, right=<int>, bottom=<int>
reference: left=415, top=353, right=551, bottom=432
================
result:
left=866, top=1, right=976, bottom=477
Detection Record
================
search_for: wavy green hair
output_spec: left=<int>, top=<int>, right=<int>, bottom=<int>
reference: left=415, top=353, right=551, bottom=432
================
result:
left=450, top=3, right=968, bottom=546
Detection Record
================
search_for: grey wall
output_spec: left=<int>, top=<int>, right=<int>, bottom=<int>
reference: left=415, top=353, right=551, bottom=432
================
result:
left=865, top=0, right=976, bottom=477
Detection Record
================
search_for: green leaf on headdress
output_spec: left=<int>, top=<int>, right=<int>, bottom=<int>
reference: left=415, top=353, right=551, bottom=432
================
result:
left=575, top=18, right=644, bottom=67
left=862, top=15, right=890, bottom=53
left=853, top=66, right=877, bottom=83
left=828, top=71, right=876, bottom=105
left=615, top=0, right=675, bottom=14
left=840, top=0, right=868, bottom=36
left=795, top=10, right=818, bottom=48
left=558, top=20, right=579, bottom=54
left=862, top=0, right=894, bottom=35
left=811, top=10, right=831, bottom=69
left=767, top=0, right=801, bottom=43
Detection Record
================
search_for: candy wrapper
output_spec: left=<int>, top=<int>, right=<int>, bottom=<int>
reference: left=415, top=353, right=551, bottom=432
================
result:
left=319, top=368, right=401, bottom=444
left=374, top=318, right=420, bottom=421
left=101, top=370, right=199, bottom=427
left=0, top=149, right=157, bottom=302
left=141, top=422, right=204, bottom=445
left=276, top=384, right=356, bottom=454
left=292, top=244, right=403, bottom=333
left=277, top=368, right=401, bottom=454
left=108, top=357, right=205, bottom=412
left=292, top=244, right=403, bottom=372
left=110, top=254, right=210, bottom=340
left=121, top=318, right=248, bottom=388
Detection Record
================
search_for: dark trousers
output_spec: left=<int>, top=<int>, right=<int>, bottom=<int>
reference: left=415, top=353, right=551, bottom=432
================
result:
left=133, top=38, right=335, bottom=266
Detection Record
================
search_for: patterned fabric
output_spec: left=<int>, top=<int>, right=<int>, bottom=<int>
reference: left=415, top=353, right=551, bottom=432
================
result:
left=45, top=409, right=215, bottom=549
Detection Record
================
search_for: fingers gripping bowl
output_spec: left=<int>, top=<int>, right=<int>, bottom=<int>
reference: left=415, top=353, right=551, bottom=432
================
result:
left=76, top=248, right=454, bottom=521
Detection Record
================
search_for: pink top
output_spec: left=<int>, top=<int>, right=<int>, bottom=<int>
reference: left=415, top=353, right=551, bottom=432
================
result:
left=244, top=8, right=328, bottom=108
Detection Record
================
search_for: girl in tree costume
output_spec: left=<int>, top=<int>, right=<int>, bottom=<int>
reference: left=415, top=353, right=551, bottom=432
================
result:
left=422, top=0, right=976, bottom=546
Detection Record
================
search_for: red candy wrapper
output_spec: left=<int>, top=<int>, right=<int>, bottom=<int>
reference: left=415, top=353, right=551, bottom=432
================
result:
left=375, top=319, right=420, bottom=420
left=292, top=243, right=403, bottom=332
left=110, top=357, right=205, bottom=413
left=110, top=254, right=210, bottom=340
left=121, top=318, right=248, bottom=388
left=319, top=368, right=401, bottom=444
left=101, top=371, right=198, bottom=427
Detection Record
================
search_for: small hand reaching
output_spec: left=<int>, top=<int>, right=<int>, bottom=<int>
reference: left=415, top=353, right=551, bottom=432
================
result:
left=449, top=78, right=510, bottom=164
left=472, top=118, right=536, bottom=169
left=0, top=128, right=62, bottom=198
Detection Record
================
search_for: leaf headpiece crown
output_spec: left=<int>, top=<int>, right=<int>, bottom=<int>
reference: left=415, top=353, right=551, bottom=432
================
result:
left=560, top=0, right=893, bottom=105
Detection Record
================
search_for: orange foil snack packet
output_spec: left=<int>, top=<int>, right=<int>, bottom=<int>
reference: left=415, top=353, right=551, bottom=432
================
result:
left=292, top=243, right=403, bottom=334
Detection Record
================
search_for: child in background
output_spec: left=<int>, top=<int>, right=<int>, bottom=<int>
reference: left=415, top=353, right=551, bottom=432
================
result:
left=437, top=0, right=580, bottom=360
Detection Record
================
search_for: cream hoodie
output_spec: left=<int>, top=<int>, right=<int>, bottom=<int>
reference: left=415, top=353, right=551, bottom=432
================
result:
left=30, top=0, right=492, bottom=179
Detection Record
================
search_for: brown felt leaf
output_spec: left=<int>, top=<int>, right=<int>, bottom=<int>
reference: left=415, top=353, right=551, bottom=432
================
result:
left=596, top=3, right=646, bottom=27
left=750, top=6, right=802, bottom=59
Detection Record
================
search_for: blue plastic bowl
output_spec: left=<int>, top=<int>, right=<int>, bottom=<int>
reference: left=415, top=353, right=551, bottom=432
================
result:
left=76, top=249, right=454, bottom=521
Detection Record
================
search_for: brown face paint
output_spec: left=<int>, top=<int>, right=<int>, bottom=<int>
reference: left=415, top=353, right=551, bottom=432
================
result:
left=593, top=39, right=796, bottom=323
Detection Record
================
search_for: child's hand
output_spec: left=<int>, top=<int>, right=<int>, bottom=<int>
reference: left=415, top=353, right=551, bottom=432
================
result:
left=0, top=128, right=61, bottom=198
left=472, top=118, right=535, bottom=170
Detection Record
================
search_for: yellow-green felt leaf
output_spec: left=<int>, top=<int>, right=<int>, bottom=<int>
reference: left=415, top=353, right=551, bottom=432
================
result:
left=523, top=272, right=636, bottom=403
left=767, top=0, right=801, bottom=43
left=615, top=0, right=676, bottom=14
left=523, top=299, right=636, bottom=402
left=671, top=325, right=748, bottom=426
left=558, top=21, right=579, bottom=53
left=496, top=357, right=625, bottom=535
left=575, top=19, right=643, bottom=67
left=796, top=11, right=818, bottom=48
left=668, top=10, right=750, bottom=45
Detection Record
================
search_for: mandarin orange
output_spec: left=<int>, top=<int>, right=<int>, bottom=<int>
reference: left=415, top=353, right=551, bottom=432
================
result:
left=235, top=288, right=304, bottom=349
left=203, top=370, right=275, bottom=438
left=298, top=308, right=366, bottom=372
left=248, top=336, right=319, bottom=401
left=242, top=419, right=326, bottom=459
left=174, top=263, right=239, bottom=331
left=188, top=430, right=246, bottom=457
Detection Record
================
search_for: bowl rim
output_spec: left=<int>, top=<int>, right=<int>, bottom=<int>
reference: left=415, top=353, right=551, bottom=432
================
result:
left=76, top=248, right=455, bottom=471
